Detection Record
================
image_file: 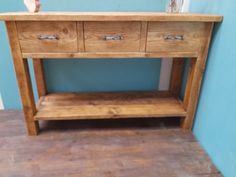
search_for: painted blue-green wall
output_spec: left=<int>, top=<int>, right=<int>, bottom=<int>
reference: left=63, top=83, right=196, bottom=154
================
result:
left=189, top=1, right=236, bottom=177
left=0, top=0, right=166, bottom=109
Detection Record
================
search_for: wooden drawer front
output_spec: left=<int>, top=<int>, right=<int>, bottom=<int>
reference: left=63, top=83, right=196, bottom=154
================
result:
left=147, top=22, right=208, bottom=53
left=17, top=22, right=77, bottom=53
left=84, top=22, right=141, bottom=52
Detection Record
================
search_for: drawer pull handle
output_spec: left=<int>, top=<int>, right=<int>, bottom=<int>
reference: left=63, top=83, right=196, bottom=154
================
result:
left=38, top=35, right=60, bottom=40
left=163, top=35, right=184, bottom=41
left=103, top=35, right=124, bottom=41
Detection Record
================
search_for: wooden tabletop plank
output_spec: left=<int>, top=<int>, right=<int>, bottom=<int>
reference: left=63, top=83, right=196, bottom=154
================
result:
left=0, top=12, right=223, bottom=22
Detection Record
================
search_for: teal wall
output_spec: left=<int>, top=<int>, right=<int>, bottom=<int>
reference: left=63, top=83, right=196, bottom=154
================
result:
left=0, top=0, right=166, bottom=109
left=189, top=1, right=236, bottom=177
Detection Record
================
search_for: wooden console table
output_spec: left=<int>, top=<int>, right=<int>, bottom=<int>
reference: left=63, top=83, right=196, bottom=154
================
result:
left=0, top=12, right=222, bottom=135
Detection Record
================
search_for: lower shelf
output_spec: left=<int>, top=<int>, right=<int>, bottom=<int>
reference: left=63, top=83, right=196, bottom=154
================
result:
left=34, top=92, right=186, bottom=120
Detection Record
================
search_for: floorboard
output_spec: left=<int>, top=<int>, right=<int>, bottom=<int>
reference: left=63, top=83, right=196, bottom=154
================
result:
left=0, top=110, right=222, bottom=177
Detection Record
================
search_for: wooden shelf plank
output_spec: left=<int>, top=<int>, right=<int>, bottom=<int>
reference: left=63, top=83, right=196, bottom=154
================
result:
left=0, top=12, right=223, bottom=22
left=34, top=92, right=186, bottom=120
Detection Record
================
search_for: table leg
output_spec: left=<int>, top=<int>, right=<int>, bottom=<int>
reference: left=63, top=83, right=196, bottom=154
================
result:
left=169, top=58, right=184, bottom=97
left=6, top=21, right=39, bottom=135
left=33, top=59, right=47, bottom=97
left=181, top=23, right=214, bottom=130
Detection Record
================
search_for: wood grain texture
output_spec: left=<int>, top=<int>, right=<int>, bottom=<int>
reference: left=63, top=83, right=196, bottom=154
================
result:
left=0, top=12, right=223, bottom=22
left=84, top=22, right=141, bottom=52
left=77, top=21, right=85, bottom=52
left=183, top=59, right=196, bottom=109
left=5, top=22, right=39, bottom=135
left=22, top=52, right=199, bottom=59
left=169, top=58, right=184, bottom=96
left=147, top=22, right=208, bottom=53
left=139, top=21, right=148, bottom=52
left=0, top=110, right=222, bottom=177
left=16, top=21, right=78, bottom=53
left=32, top=58, right=47, bottom=97
left=34, top=92, right=186, bottom=120
left=182, top=23, right=215, bottom=130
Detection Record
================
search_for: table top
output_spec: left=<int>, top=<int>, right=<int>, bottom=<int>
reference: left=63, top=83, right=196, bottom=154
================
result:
left=0, top=12, right=223, bottom=22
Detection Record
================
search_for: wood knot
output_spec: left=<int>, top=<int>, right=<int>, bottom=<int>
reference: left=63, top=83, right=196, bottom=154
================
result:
left=63, top=28, right=69, bottom=34
left=108, top=107, right=120, bottom=117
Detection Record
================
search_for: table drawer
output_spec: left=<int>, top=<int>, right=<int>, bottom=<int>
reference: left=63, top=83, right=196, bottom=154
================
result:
left=84, top=22, right=141, bottom=52
left=146, top=22, right=208, bottom=53
left=16, top=22, right=78, bottom=53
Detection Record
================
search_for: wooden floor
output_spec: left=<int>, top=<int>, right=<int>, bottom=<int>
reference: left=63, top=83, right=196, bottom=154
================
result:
left=0, top=111, right=221, bottom=177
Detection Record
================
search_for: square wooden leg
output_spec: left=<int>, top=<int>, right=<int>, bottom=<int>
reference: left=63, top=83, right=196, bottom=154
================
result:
left=6, top=21, right=39, bottom=135
left=169, top=58, right=184, bottom=97
left=181, top=23, right=214, bottom=130
left=181, top=59, right=196, bottom=130
left=33, top=58, right=47, bottom=97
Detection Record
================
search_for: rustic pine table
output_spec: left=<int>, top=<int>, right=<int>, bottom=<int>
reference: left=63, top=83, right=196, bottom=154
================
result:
left=0, top=12, right=222, bottom=135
